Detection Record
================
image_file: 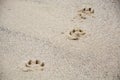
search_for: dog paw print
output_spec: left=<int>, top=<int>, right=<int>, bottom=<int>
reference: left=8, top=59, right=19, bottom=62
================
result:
left=22, top=59, right=45, bottom=72
left=67, top=28, right=86, bottom=40
left=78, top=8, right=94, bottom=19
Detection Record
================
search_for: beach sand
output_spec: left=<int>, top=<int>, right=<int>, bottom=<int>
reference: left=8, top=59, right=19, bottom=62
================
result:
left=0, top=0, right=120, bottom=80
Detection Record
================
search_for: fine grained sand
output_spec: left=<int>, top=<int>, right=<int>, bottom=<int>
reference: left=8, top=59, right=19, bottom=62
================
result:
left=0, top=0, right=120, bottom=80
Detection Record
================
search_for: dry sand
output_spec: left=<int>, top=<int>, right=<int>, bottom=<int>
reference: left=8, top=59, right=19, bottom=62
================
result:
left=0, top=0, right=120, bottom=80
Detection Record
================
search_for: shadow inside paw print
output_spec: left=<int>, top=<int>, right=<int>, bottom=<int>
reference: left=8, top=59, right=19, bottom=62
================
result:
left=67, top=28, right=86, bottom=40
left=78, top=8, right=94, bottom=19
left=22, top=59, right=45, bottom=72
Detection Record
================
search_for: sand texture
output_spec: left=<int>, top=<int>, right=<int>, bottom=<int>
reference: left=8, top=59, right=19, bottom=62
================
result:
left=0, top=0, right=120, bottom=80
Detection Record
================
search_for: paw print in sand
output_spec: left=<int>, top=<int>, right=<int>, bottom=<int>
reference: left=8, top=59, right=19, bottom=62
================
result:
left=78, top=8, right=94, bottom=19
left=22, top=59, right=45, bottom=72
left=67, top=28, right=86, bottom=40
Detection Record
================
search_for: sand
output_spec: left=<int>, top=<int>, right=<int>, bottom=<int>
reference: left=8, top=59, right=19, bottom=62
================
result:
left=0, top=0, right=120, bottom=80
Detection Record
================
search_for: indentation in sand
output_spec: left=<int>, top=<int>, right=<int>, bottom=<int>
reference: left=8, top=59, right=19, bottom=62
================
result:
left=78, top=7, right=94, bottom=19
left=21, top=59, right=45, bottom=72
left=66, top=28, right=86, bottom=40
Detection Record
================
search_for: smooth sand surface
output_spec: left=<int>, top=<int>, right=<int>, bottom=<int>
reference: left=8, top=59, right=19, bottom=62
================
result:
left=0, top=0, right=120, bottom=80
